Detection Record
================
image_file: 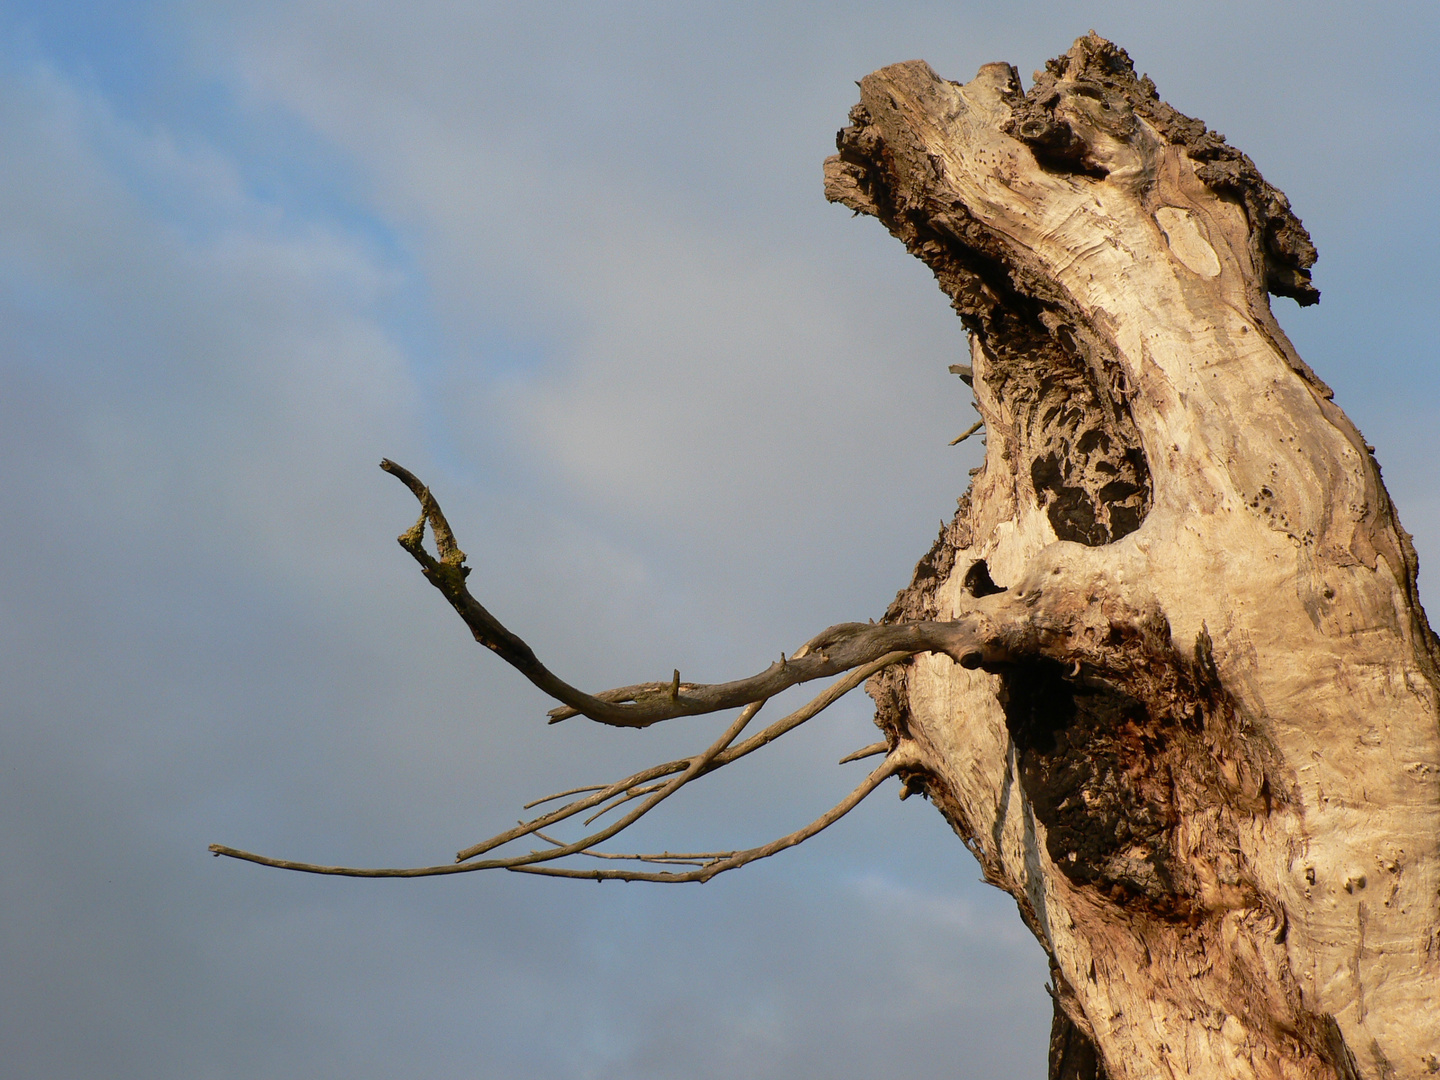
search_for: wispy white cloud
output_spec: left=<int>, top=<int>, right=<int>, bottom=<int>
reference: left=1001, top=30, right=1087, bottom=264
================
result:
left=195, top=1, right=980, bottom=580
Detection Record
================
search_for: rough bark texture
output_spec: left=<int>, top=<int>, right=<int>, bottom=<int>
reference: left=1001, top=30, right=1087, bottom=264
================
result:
left=827, top=34, right=1440, bottom=1080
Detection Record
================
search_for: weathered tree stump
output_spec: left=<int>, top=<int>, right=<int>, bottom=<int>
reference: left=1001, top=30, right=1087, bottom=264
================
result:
left=826, top=32, right=1439, bottom=1080
left=213, top=32, right=1439, bottom=1080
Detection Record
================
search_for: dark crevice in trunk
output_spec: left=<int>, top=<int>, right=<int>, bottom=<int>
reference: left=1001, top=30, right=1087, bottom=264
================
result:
left=831, top=87, right=1152, bottom=550
left=1049, top=996, right=1111, bottom=1080
left=1001, top=657, right=1187, bottom=910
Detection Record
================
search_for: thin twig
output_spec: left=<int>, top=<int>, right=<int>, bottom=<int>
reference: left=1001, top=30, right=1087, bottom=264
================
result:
left=452, top=697, right=765, bottom=863
left=208, top=748, right=901, bottom=882
left=451, top=758, right=691, bottom=861
left=450, top=652, right=905, bottom=864
left=510, top=755, right=901, bottom=883
left=581, top=782, right=665, bottom=826
left=209, top=655, right=910, bottom=879
left=531, top=830, right=734, bottom=866
left=523, top=784, right=608, bottom=810
left=487, top=651, right=908, bottom=849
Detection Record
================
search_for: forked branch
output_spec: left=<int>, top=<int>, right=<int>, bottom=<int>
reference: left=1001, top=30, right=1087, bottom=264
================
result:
left=376, top=459, right=1008, bottom=728
left=209, top=464, right=1018, bottom=883
left=210, top=650, right=911, bottom=879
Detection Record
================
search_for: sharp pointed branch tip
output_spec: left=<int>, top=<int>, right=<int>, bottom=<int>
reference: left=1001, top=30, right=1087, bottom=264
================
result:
left=950, top=420, right=984, bottom=446
left=838, top=741, right=888, bottom=765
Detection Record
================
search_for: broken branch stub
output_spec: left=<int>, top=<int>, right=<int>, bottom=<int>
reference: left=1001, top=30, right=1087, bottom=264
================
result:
left=829, top=32, right=1438, bottom=1080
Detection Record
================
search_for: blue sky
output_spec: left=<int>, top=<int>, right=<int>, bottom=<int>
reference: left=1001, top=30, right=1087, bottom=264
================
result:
left=1, top=3, right=1436, bottom=1078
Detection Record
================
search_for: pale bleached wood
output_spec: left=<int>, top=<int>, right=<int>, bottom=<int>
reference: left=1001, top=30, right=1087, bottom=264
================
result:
left=829, top=33, right=1439, bottom=1080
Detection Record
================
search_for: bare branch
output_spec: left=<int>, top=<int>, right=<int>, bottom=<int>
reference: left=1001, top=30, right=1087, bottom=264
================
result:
left=531, top=831, right=734, bottom=866
left=508, top=755, right=901, bottom=883
left=487, top=656, right=903, bottom=863
left=456, top=652, right=905, bottom=867
left=210, top=467, right=1020, bottom=885
left=209, top=653, right=915, bottom=880
left=450, top=758, right=688, bottom=861
left=377, top=460, right=1004, bottom=728
left=208, top=751, right=900, bottom=881
left=451, top=697, right=765, bottom=864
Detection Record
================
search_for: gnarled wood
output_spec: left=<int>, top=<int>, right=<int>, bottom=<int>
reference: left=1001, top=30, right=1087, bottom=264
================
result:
left=828, top=33, right=1439, bottom=1080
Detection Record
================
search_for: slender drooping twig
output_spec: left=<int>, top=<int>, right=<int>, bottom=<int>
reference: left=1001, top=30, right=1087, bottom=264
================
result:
left=523, top=784, right=608, bottom=810
left=209, top=653, right=908, bottom=879
left=510, top=756, right=904, bottom=883
left=210, top=752, right=902, bottom=882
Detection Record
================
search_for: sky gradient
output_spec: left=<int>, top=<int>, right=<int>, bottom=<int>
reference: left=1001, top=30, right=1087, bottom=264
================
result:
left=2, top=3, right=1437, bottom=1077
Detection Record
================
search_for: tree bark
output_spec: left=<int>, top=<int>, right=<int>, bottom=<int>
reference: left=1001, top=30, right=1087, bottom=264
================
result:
left=826, top=34, right=1440, bottom=1080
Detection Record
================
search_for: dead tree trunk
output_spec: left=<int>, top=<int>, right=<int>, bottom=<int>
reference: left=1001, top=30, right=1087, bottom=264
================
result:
left=213, top=31, right=1439, bottom=1080
left=825, top=33, right=1439, bottom=1080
